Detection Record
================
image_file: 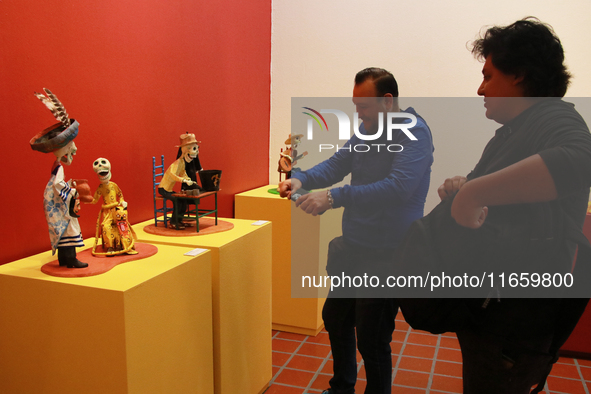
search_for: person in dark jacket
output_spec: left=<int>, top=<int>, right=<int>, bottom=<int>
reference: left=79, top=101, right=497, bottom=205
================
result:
left=438, top=18, right=591, bottom=393
left=279, top=68, right=434, bottom=394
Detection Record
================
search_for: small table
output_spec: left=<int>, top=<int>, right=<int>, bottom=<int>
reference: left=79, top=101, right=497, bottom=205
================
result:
left=172, top=191, right=218, bottom=232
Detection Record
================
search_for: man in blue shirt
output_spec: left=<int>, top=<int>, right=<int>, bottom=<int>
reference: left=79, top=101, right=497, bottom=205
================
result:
left=279, top=68, right=434, bottom=394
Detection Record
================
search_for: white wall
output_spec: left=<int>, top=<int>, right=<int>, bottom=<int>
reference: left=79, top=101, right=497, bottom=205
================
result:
left=270, top=0, right=591, bottom=211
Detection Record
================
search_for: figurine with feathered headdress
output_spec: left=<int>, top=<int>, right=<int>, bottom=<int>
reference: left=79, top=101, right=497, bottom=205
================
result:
left=30, top=88, right=90, bottom=268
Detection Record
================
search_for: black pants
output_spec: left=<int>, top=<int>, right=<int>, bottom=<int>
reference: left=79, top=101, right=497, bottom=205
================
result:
left=323, top=237, right=397, bottom=394
left=457, top=298, right=573, bottom=394
left=457, top=328, right=553, bottom=394
left=158, top=188, right=185, bottom=225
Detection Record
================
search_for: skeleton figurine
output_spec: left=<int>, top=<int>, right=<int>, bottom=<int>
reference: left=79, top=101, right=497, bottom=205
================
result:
left=89, top=158, right=137, bottom=255
left=278, top=134, right=307, bottom=181
left=29, top=88, right=88, bottom=268
left=158, top=133, right=201, bottom=230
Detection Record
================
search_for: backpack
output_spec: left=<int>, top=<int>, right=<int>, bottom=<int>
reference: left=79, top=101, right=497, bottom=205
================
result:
left=394, top=195, right=591, bottom=335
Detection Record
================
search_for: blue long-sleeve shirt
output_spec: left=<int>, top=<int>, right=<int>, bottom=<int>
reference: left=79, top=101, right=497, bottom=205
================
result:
left=293, top=107, right=434, bottom=249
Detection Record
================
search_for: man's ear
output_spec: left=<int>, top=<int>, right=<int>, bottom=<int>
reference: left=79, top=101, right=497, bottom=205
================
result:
left=382, top=93, right=394, bottom=111
left=513, top=74, right=525, bottom=86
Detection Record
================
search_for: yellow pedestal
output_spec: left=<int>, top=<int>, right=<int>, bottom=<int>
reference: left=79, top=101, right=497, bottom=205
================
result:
left=0, top=241, right=214, bottom=394
left=235, top=185, right=343, bottom=336
left=132, top=218, right=272, bottom=394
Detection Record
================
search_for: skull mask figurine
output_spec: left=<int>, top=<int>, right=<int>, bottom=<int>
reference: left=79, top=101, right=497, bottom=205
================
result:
left=93, top=158, right=112, bottom=184
left=176, top=133, right=200, bottom=163
left=182, top=143, right=199, bottom=163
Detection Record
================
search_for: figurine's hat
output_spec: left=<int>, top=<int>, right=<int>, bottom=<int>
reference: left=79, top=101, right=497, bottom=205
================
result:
left=30, top=121, right=79, bottom=154
left=285, top=134, right=304, bottom=145
left=176, top=132, right=201, bottom=147
left=29, top=88, right=78, bottom=154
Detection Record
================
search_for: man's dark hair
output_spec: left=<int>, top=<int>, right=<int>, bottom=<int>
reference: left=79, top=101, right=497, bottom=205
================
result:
left=355, top=67, right=399, bottom=97
left=471, top=17, right=571, bottom=97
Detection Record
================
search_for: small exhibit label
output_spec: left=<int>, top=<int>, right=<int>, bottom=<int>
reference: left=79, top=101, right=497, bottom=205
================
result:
left=184, top=248, right=208, bottom=256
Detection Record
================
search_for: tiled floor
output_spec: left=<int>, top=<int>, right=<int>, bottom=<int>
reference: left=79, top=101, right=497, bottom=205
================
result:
left=265, top=313, right=591, bottom=394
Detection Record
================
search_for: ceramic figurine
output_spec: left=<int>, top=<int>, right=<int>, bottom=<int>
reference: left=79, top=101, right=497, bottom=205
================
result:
left=278, top=134, right=307, bottom=181
left=30, top=88, right=87, bottom=268
left=176, top=142, right=203, bottom=196
left=158, top=133, right=201, bottom=230
left=89, top=158, right=137, bottom=256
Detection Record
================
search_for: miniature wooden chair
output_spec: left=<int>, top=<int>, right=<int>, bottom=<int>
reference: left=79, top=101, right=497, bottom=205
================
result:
left=152, top=155, right=174, bottom=227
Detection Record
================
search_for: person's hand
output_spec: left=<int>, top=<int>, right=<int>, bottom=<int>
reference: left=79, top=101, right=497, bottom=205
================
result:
left=437, top=176, right=467, bottom=201
left=295, top=191, right=330, bottom=216
left=279, top=178, right=302, bottom=199
left=451, top=185, right=488, bottom=229
left=183, top=178, right=194, bottom=186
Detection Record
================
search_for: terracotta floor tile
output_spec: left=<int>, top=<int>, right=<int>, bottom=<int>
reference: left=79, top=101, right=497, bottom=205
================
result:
left=272, top=351, right=292, bottom=367
left=356, top=363, right=366, bottom=379
left=401, top=343, right=436, bottom=359
left=579, top=365, right=591, bottom=381
left=436, top=347, right=463, bottom=363
left=297, top=342, right=331, bottom=358
left=266, top=323, right=590, bottom=394
left=391, top=386, right=426, bottom=393
left=549, top=362, right=581, bottom=379
left=272, top=329, right=279, bottom=336
left=273, top=368, right=315, bottom=388
left=306, top=331, right=330, bottom=345
left=547, top=375, right=587, bottom=394
left=309, top=373, right=332, bottom=390
left=286, top=355, right=324, bottom=372
left=430, top=374, right=463, bottom=393
left=277, top=331, right=308, bottom=341
left=390, top=341, right=403, bottom=355
left=392, top=354, right=399, bottom=366
left=434, top=360, right=462, bottom=378
left=392, top=370, right=430, bottom=389
left=407, top=332, right=438, bottom=346
left=398, top=356, right=434, bottom=373
left=264, top=383, right=305, bottom=394
left=430, top=390, right=461, bottom=394
left=558, top=356, right=575, bottom=364
left=273, top=338, right=302, bottom=353
left=321, top=359, right=333, bottom=375
left=392, top=330, right=408, bottom=342
left=439, top=335, right=460, bottom=349
left=356, top=350, right=363, bottom=362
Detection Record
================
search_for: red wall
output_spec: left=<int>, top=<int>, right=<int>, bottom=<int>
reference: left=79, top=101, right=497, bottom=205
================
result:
left=0, top=0, right=271, bottom=265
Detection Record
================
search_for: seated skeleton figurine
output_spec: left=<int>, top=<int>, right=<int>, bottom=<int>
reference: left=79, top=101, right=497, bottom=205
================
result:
left=158, top=133, right=201, bottom=230
left=89, top=158, right=137, bottom=255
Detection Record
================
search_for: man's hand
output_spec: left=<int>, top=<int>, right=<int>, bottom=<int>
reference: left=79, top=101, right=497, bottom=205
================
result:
left=183, top=178, right=194, bottom=186
left=295, top=191, right=330, bottom=216
left=279, top=178, right=302, bottom=200
left=437, top=176, right=467, bottom=201
left=451, top=183, right=488, bottom=229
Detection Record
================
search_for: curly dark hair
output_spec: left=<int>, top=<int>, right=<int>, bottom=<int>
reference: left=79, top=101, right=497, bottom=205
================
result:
left=471, top=17, right=571, bottom=97
left=355, top=67, right=399, bottom=97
